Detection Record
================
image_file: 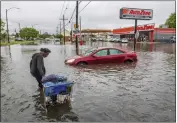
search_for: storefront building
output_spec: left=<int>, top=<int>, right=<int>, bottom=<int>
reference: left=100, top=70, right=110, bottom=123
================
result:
left=113, top=23, right=176, bottom=42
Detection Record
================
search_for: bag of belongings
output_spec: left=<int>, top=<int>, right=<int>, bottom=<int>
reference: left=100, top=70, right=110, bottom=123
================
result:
left=41, top=74, right=67, bottom=83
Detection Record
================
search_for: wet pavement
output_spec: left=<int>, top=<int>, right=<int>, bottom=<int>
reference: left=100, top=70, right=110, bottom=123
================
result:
left=1, top=41, right=176, bottom=122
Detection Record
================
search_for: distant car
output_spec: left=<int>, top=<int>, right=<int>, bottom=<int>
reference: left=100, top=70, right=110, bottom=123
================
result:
left=54, top=38, right=60, bottom=42
left=121, top=38, right=128, bottom=43
left=99, top=38, right=103, bottom=41
left=107, top=38, right=112, bottom=42
left=112, top=38, right=116, bottom=42
left=91, top=38, right=96, bottom=41
left=65, top=47, right=137, bottom=66
left=96, top=38, right=100, bottom=41
left=113, top=38, right=120, bottom=42
left=170, top=36, right=176, bottom=43
left=109, top=38, right=114, bottom=42
left=15, top=38, right=23, bottom=41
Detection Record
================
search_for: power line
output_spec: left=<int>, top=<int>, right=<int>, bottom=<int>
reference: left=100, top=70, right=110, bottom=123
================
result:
left=63, top=1, right=70, bottom=15
left=64, top=1, right=82, bottom=26
left=79, top=1, right=91, bottom=14
left=65, top=1, right=91, bottom=27
left=59, top=1, right=65, bottom=19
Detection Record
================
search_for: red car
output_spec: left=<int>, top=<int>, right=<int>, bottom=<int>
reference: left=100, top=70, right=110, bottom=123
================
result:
left=65, top=47, right=137, bottom=66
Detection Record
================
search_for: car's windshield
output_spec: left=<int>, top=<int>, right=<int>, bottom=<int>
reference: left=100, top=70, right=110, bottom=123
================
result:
left=82, top=49, right=96, bottom=56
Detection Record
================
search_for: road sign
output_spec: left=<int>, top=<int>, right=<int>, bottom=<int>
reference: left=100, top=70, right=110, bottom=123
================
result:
left=74, top=24, right=79, bottom=29
left=73, top=29, right=80, bottom=34
left=135, top=31, right=139, bottom=40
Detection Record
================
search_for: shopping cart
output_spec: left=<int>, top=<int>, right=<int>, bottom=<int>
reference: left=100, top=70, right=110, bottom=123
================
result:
left=42, top=78, right=74, bottom=109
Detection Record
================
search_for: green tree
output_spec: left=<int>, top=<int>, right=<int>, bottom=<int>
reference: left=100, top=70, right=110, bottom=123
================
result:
left=159, top=25, right=163, bottom=28
left=165, top=12, right=176, bottom=28
left=0, top=20, right=6, bottom=41
left=39, top=33, right=51, bottom=39
left=55, top=34, right=63, bottom=39
left=15, top=33, right=19, bottom=38
left=19, top=27, right=39, bottom=40
left=0, top=19, right=5, bottom=32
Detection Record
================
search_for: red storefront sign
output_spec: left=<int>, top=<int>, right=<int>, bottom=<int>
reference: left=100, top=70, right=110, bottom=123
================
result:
left=113, top=23, right=155, bottom=34
left=137, top=24, right=155, bottom=31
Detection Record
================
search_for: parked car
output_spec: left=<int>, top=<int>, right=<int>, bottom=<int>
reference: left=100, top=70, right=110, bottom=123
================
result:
left=91, top=38, right=96, bottom=41
left=107, top=38, right=112, bottom=42
left=170, top=36, right=176, bottom=43
left=65, top=47, right=137, bottom=66
left=109, top=38, right=114, bottom=42
left=99, top=38, right=103, bottom=41
left=113, top=38, right=120, bottom=42
left=112, top=38, right=116, bottom=42
left=15, top=37, right=23, bottom=41
left=121, top=38, right=128, bottom=43
left=54, top=38, right=60, bottom=42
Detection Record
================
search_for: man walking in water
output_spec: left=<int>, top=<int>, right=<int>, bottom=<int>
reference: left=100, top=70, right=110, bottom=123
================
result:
left=30, top=48, right=51, bottom=88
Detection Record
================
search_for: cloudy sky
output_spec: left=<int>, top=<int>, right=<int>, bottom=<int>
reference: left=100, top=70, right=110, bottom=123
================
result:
left=1, top=1, right=175, bottom=34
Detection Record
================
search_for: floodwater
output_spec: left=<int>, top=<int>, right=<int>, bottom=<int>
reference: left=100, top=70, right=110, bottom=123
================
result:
left=1, top=41, right=176, bottom=122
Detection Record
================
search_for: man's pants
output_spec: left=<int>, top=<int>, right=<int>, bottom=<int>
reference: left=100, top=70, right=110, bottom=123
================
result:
left=32, top=72, right=43, bottom=88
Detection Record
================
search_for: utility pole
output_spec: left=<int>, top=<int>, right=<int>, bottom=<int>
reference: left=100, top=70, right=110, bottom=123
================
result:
left=60, top=21, right=61, bottom=35
left=80, top=16, right=81, bottom=40
left=6, top=9, right=10, bottom=43
left=60, top=15, right=68, bottom=45
left=56, top=26, right=59, bottom=34
left=134, top=19, right=137, bottom=51
left=71, top=22, right=73, bottom=43
left=75, top=1, right=79, bottom=55
left=18, top=23, right=21, bottom=31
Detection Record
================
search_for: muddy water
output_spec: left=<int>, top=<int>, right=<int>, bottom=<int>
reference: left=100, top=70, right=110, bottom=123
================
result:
left=1, top=41, right=176, bottom=122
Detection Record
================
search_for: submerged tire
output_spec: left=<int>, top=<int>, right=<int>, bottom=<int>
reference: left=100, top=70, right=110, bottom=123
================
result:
left=77, top=62, right=88, bottom=66
left=124, top=60, right=133, bottom=64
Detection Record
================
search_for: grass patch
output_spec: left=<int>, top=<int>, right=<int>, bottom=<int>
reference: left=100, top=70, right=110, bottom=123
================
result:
left=0, top=40, right=37, bottom=46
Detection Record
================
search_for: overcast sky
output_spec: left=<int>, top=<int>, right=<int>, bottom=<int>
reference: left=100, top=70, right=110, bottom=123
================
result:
left=1, top=1, right=175, bottom=34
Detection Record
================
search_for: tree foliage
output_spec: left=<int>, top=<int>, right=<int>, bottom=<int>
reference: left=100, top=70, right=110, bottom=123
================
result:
left=159, top=25, right=163, bottom=28
left=0, top=19, right=6, bottom=41
left=39, top=33, right=51, bottom=39
left=0, top=19, right=5, bottom=32
left=19, top=27, right=39, bottom=40
left=165, top=12, right=176, bottom=28
left=15, top=33, right=19, bottom=38
left=55, top=34, right=63, bottom=39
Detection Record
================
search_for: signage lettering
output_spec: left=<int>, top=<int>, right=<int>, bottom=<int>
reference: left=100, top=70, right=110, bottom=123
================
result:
left=120, top=7, right=153, bottom=20
left=137, top=24, right=154, bottom=31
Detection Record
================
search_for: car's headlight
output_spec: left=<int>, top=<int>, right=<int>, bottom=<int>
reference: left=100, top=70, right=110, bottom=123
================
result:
left=66, top=59, right=75, bottom=63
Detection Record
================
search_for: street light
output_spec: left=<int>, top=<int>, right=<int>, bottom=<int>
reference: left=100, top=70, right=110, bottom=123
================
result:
left=6, top=7, right=20, bottom=43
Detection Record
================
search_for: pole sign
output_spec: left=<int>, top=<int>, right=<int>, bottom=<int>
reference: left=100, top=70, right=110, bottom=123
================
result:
left=120, top=7, right=153, bottom=20
left=74, top=24, right=79, bottom=29
left=73, top=28, right=81, bottom=36
left=135, top=31, right=139, bottom=40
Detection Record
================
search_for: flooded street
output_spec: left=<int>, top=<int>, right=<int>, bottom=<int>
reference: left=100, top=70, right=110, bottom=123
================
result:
left=1, top=41, right=176, bottom=122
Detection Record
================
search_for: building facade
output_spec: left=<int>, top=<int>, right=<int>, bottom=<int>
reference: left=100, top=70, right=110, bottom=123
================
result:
left=113, top=23, right=176, bottom=42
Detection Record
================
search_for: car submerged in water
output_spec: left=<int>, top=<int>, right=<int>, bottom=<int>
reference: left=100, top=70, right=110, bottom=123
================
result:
left=65, top=47, right=137, bottom=66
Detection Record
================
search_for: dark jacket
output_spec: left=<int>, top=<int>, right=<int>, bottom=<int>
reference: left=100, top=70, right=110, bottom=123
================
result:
left=30, top=53, right=46, bottom=77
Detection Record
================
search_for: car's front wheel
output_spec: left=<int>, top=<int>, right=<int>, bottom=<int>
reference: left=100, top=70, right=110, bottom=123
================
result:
left=124, top=60, right=133, bottom=64
left=77, top=62, right=88, bottom=66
